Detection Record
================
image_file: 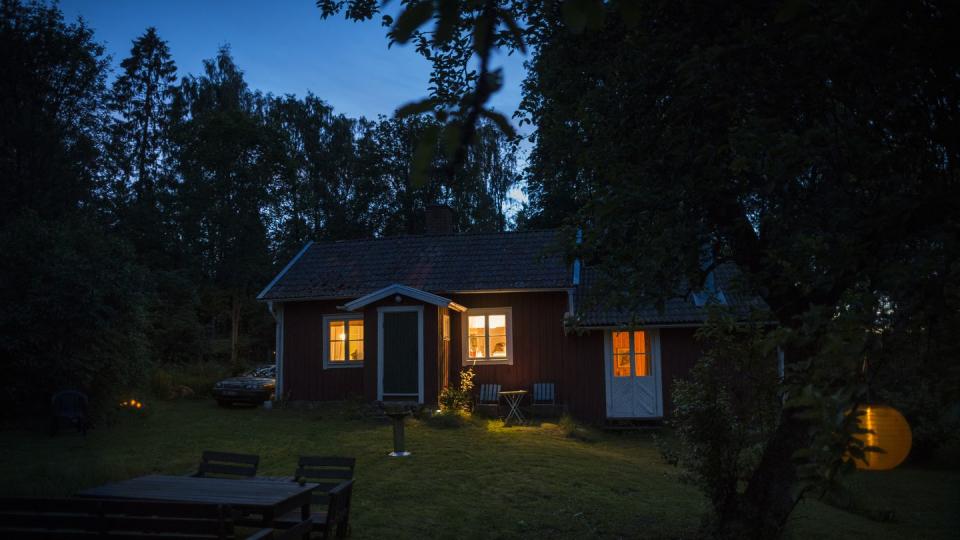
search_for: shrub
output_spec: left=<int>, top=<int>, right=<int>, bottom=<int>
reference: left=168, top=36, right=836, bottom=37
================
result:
left=439, top=367, right=475, bottom=412
left=557, top=413, right=597, bottom=442
left=150, top=368, right=175, bottom=399
left=424, top=409, right=469, bottom=429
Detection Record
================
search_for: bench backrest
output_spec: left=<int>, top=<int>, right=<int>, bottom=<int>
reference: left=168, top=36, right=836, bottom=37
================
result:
left=196, top=450, right=259, bottom=478
left=0, top=497, right=235, bottom=539
left=51, top=390, right=88, bottom=417
left=533, top=383, right=556, bottom=404
left=294, top=456, right=356, bottom=506
left=478, top=384, right=501, bottom=403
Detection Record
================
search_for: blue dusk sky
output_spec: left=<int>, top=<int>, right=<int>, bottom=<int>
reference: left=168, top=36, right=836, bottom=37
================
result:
left=59, top=0, right=529, bottom=123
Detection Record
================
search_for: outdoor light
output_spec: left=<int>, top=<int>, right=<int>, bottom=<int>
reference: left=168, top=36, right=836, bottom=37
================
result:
left=852, top=404, right=912, bottom=470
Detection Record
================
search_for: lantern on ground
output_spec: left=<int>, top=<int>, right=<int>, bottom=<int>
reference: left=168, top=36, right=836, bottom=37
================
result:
left=852, top=404, right=912, bottom=471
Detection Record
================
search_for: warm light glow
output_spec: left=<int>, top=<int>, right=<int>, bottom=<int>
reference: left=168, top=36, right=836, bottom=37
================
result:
left=634, top=331, right=649, bottom=377
left=466, top=310, right=511, bottom=361
left=612, top=331, right=631, bottom=377
left=328, top=318, right=363, bottom=363
left=852, top=405, right=912, bottom=471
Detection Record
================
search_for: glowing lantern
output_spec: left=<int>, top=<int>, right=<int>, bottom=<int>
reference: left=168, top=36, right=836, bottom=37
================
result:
left=852, top=405, right=912, bottom=470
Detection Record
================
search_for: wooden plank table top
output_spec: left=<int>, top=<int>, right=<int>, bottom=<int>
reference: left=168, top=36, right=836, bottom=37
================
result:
left=77, top=474, right=318, bottom=522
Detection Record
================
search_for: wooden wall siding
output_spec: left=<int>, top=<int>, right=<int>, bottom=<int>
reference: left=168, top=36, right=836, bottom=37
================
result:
left=449, top=292, right=607, bottom=420
left=659, top=327, right=703, bottom=416
left=280, top=292, right=704, bottom=422
left=282, top=300, right=364, bottom=401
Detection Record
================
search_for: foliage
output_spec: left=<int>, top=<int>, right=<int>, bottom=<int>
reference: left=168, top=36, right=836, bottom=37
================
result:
left=669, top=311, right=782, bottom=532
left=556, top=413, right=597, bottom=442
left=1, top=0, right=522, bottom=419
left=422, top=409, right=469, bottom=429
left=0, top=212, right=150, bottom=419
left=438, top=366, right=475, bottom=412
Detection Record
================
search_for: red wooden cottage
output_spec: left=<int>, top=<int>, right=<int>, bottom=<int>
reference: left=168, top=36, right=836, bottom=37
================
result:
left=257, top=206, right=749, bottom=421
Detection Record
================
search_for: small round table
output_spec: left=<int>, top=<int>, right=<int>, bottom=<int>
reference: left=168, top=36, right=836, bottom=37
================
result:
left=498, top=390, right=528, bottom=426
left=385, top=410, right=412, bottom=457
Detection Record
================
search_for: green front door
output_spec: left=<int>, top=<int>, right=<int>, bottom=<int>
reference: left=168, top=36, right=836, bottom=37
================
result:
left=381, top=310, right=420, bottom=398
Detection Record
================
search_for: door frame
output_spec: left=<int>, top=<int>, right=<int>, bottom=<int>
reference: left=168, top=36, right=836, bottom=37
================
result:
left=377, top=305, right=424, bottom=403
left=603, top=328, right=664, bottom=418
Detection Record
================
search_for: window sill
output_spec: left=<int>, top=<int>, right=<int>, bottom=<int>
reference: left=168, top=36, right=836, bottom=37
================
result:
left=323, top=362, right=364, bottom=370
left=463, top=358, right=513, bottom=366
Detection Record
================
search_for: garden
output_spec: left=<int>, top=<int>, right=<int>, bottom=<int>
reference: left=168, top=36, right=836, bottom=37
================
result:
left=1, top=399, right=956, bottom=539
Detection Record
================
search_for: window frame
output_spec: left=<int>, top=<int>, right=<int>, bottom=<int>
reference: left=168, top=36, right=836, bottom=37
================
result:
left=611, top=329, right=651, bottom=378
left=461, top=307, right=514, bottom=366
left=322, top=314, right=365, bottom=369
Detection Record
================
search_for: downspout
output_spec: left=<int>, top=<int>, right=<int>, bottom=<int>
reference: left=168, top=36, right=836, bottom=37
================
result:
left=268, top=301, right=285, bottom=401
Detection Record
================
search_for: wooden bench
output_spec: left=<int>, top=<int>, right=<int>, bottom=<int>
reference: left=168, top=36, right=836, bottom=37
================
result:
left=194, top=450, right=260, bottom=479
left=275, top=479, right=354, bottom=539
left=0, top=497, right=309, bottom=539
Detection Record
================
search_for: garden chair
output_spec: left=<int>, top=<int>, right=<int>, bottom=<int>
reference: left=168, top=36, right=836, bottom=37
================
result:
left=531, top=382, right=559, bottom=415
left=275, top=479, right=355, bottom=539
left=50, top=390, right=90, bottom=436
left=193, top=450, right=259, bottom=478
left=475, top=383, right=501, bottom=416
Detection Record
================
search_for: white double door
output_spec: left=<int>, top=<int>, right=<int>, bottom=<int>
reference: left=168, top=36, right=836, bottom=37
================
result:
left=604, top=329, right=663, bottom=418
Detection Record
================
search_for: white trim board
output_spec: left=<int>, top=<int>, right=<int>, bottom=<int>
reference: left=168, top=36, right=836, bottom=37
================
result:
left=256, top=241, right=314, bottom=300
left=376, top=306, right=424, bottom=403
left=343, top=284, right=466, bottom=312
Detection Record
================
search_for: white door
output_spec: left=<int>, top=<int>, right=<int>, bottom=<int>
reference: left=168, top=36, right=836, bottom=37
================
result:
left=604, top=329, right=663, bottom=418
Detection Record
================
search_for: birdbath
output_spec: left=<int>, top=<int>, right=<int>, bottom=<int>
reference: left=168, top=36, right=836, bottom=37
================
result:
left=385, top=408, right=412, bottom=457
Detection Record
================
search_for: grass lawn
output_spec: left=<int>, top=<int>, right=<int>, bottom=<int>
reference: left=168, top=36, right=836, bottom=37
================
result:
left=1, top=400, right=957, bottom=539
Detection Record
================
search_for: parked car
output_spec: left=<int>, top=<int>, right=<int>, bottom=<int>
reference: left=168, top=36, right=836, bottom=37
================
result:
left=212, top=365, right=276, bottom=407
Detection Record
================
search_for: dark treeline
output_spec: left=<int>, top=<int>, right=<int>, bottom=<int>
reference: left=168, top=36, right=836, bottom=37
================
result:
left=0, top=1, right=519, bottom=414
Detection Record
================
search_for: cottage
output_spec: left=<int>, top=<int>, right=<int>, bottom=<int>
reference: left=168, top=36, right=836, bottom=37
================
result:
left=257, top=206, right=748, bottom=421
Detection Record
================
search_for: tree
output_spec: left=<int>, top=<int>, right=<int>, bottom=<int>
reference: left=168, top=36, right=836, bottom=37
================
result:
left=0, top=0, right=108, bottom=224
left=319, top=1, right=960, bottom=537
left=169, top=47, right=278, bottom=369
left=105, top=27, right=177, bottom=255
left=0, top=0, right=149, bottom=416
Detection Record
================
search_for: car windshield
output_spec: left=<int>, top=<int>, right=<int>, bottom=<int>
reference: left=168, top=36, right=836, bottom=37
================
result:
left=245, top=366, right=275, bottom=378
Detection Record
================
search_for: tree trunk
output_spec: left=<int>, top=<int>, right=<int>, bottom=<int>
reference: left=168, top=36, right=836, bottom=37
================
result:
left=716, top=407, right=811, bottom=538
left=230, top=291, right=241, bottom=369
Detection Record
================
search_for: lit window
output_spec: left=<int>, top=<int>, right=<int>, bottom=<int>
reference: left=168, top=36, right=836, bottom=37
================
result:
left=463, top=308, right=513, bottom=365
left=324, top=316, right=364, bottom=368
left=611, top=330, right=650, bottom=377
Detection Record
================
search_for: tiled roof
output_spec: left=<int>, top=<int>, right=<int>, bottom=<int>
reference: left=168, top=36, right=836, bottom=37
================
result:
left=258, top=230, right=571, bottom=301
left=574, top=263, right=765, bottom=326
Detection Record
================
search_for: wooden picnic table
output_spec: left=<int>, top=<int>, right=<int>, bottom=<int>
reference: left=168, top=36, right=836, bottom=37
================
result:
left=78, top=474, right=317, bottom=537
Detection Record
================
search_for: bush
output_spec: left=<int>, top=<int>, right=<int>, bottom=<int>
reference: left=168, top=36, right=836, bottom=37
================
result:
left=150, top=368, right=176, bottom=399
left=557, top=414, right=597, bottom=442
left=424, top=409, right=469, bottom=429
left=439, top=367, right=475, bottom=412
left=0, top=213, right=151, bottom=421
left=670, top=312, right=781, bottom=527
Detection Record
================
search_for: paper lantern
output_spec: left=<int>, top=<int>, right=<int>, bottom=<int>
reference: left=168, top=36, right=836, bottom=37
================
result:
left=852, top=404, right=912, bottom=470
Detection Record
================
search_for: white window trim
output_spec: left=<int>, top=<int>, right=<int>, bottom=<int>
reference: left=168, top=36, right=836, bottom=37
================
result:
left=322, top=314, right=364, bottom=369
left=461, top=307, right=514, bottom=366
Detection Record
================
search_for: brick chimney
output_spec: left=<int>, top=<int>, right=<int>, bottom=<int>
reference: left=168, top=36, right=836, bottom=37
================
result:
left=425, top=204, right=454, bottom=235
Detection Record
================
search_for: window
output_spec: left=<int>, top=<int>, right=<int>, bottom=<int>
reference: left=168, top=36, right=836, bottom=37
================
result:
left=611, top=330, right=650, bottom=377
left=323, top=315, right=364, bottom=368
left=462, top=307, right=513, bottom=365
